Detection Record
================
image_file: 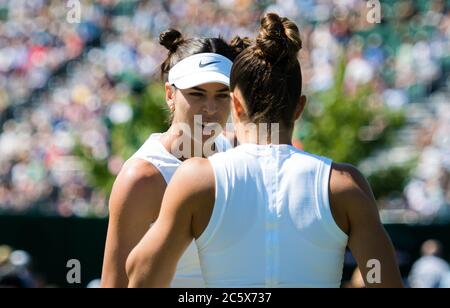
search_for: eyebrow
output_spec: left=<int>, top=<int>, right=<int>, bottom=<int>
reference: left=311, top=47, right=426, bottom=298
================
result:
left=190, top=86, right=229, bottom=93
left=217, top=87, right=230, bottom=93
left=191, top=87, right=207, bottom=92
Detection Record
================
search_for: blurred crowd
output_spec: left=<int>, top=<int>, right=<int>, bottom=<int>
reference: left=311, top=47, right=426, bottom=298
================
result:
left=0, top=0, right=449, bottom=218
left=0, top=0, right=106, bottom=216
left=0, top=0, right=258, bottom=217
left=403, top=97, right=450, bottom=220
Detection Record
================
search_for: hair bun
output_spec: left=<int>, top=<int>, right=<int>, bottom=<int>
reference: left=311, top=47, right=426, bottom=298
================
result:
left=230, top=36, right=253, bottom=55
left=159, top=29, right=184, bottom=53
left=255, top=13, right=302, bottom=63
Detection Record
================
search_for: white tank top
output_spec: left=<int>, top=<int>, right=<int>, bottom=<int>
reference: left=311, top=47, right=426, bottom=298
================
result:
left=129, top=133, right=232, bottom=288
left=196, top=144, right=348, bottom=288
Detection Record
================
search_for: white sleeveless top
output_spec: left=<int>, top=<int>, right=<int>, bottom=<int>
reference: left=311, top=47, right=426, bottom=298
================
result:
left=129, top=133, right=232, bottom=288
left=196, top=144, right=348, bottom=288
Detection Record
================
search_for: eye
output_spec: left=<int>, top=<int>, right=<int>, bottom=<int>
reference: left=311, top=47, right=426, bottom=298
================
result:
left=217, top=94, right=230, bottom=99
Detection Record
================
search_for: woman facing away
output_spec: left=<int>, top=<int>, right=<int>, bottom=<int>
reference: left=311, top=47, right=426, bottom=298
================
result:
left=126, top=13, right=404, bottom=288
left=101, top=29, right=249, bottom=288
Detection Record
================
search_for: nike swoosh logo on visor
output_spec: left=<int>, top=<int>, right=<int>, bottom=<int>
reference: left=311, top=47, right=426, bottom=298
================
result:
left=199, top=61, right=221, bottom=68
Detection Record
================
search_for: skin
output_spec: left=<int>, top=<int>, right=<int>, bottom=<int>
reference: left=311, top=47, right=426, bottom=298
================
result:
left=126, top=87, right=404, bottom=288
left=100, top=82, right=231, bottom=288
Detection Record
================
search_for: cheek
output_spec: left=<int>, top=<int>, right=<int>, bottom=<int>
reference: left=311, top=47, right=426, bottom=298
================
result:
left=217, top=102, right=231, bottom=123
left=174, top=96, right=196, bottom=118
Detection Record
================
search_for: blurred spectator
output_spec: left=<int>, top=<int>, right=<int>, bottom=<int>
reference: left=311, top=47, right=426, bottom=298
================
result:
left=0, top=245, right=41, bottom=288
left=87, top=278, right=101, bottom=288
left=408, top=240, right=450, bottom=288
left=439, top=271, right=450, bottom=288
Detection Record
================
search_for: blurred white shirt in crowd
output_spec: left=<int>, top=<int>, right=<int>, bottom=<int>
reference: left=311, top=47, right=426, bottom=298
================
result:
left=408, top=255, right=450, bottom=288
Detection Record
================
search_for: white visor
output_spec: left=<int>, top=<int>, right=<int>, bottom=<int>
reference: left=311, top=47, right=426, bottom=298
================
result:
left=168, top=53, right=233, bottom=89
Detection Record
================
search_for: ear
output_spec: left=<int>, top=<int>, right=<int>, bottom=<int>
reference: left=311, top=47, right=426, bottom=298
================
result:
left=294, top=95, right=307, bottom=121
left=230, top=90, right=246, bottom=122
left=165, top=82, right=175, bottom=112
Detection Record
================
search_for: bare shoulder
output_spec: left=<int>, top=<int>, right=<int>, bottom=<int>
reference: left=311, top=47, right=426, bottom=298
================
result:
left=102, top=159, right=167, bottom=287
left=329, top=163, right=378, bottom=235
left=330, top=163, right=374, bottom=199
left=330, top=163, right=403, bottom=288
left=166, top=158, right=215, bottom=238
left=169, top=157, right=215, bottom=199
left=109, top=159, right=167, bottom=222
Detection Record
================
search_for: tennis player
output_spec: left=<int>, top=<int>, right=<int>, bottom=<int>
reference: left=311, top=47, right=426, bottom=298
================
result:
left=101, top=29, right=249, bottom=288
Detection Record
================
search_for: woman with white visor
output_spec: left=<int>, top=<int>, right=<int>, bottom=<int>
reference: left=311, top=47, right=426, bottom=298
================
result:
left=101, top=29, right=249, bottom=288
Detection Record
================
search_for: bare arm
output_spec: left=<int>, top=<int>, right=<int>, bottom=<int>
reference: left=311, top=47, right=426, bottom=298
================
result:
left=126, top=158, right=214, bottom=288
left=100, top=159, right=167, bottom=288
left=330, top=163, right=403, bottom=288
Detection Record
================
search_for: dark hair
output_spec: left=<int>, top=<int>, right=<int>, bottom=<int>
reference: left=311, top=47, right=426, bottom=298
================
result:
left=159, top=29, right=251, bottom=81
left=230, top=13, right=303, bottom=129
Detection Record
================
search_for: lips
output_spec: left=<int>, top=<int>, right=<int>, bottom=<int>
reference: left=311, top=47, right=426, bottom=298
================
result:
left=196, top=121, right=221, bottom=130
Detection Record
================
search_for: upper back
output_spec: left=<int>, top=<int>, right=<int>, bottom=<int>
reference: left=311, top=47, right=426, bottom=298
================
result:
left=196, top=144, right=348, bottom=288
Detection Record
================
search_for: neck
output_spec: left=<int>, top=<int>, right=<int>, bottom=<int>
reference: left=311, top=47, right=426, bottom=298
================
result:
left=235, top=122, right=293, bottom=145
left=161, top=123, right=216, bottom=161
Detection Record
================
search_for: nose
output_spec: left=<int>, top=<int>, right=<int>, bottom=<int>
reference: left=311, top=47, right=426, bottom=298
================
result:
left=204, top=96, right=217, bottom=116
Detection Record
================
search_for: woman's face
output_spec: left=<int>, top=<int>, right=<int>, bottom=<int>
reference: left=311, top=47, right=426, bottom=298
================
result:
left=166, top=82, right=231, bottom=142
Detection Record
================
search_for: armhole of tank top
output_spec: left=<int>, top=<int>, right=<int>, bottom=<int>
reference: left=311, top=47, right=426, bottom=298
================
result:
left=126, top=157, right=170, bottom=185
left=196, top=156, right=227, bottom=251
left=316, top=159, right=349, bottom=244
